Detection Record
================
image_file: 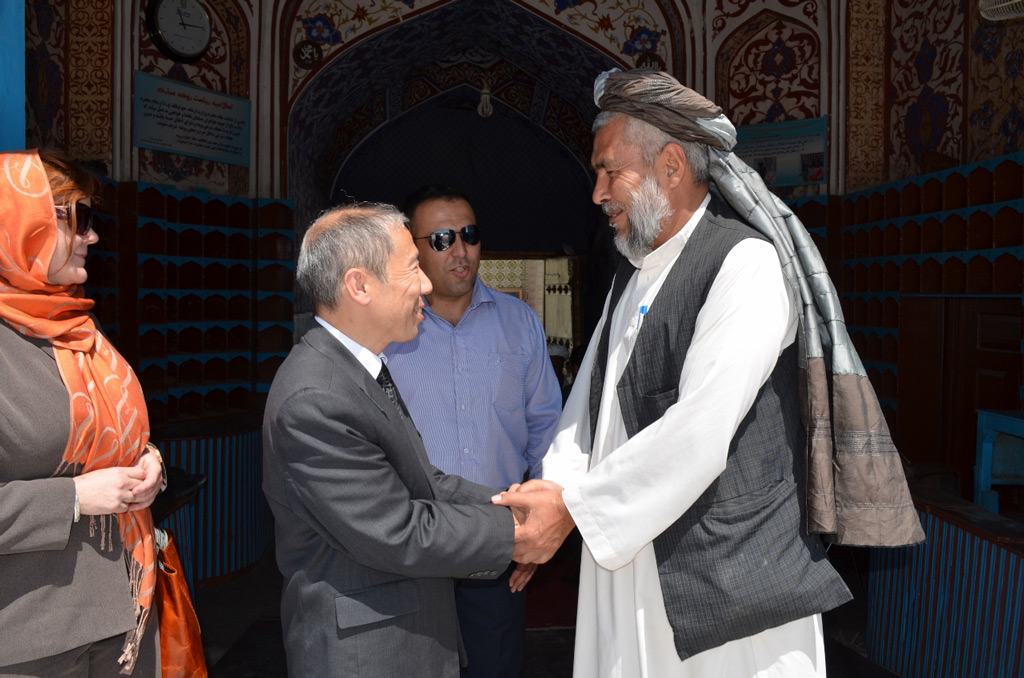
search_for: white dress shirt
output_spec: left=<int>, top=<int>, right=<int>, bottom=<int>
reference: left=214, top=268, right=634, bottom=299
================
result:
left=314, top=316, right=385, bottom=379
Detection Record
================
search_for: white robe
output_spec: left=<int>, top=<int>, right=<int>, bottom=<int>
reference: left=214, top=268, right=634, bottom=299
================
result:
left=543, top=196, right=827, bottom=677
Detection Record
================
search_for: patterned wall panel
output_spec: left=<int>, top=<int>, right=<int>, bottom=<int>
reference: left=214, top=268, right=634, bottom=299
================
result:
left=846, top=0, right=887, bottom=192
left=710, top=0, right=820, bottom=39
left=516, top=0, right=675, bottom=73
left=285, top=0, right=448, bottom=100
left=479, top=258, right=545, bottom=320
left=285, top=0, right=676, bottom=103
left=889, top=1, right=965, bottom=181
left=25, top=0, right=68, bottom=151
left=67, top=0, right=112, bottom=164
left=966, top=8, right=1024, bottom=162
left=714, top=10, right=820, bottom=126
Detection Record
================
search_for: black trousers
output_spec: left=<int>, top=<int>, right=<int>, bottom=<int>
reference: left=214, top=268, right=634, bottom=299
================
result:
left=457, top=562, right=527, bottom=678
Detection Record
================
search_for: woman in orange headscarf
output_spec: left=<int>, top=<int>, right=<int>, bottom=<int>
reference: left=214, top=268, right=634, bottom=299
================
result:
left=0, top=149, right=163, bottom=676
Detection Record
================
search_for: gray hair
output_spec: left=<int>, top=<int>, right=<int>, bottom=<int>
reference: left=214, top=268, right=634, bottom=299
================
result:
left=593, top=111, right=709, bottom=184
left=296, top=203, right=407, bottom=312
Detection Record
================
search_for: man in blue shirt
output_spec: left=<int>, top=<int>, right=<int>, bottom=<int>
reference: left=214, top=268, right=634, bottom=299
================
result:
left=385, top=185, right=562, bottom=678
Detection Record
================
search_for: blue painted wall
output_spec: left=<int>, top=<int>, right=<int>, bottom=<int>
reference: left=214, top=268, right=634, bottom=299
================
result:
left=0, top=2, right=25, bottom=152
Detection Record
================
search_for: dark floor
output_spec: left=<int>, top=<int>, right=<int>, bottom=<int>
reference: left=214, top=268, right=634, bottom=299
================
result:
left=194, top=542, right=897, bottom=677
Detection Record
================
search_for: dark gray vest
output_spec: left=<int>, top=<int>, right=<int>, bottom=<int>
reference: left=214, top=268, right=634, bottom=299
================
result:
left=590, top=198, right=851, bottom=660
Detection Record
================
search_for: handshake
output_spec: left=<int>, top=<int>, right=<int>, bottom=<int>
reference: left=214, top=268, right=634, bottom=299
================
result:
left=491, top=479, right=576, bottom=565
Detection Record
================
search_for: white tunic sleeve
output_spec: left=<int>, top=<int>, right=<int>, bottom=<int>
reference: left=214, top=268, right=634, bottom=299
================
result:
left=563, top=238, right=799, bottom=570
left=539, top=295, right=609, bottom=489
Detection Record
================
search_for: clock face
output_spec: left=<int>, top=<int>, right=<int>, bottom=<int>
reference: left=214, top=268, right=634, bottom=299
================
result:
left=148, top=0, right=212, bottom=63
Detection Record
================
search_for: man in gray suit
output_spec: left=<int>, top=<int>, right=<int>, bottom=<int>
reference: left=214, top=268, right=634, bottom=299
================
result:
left=263, top=203, right=518, bottom=677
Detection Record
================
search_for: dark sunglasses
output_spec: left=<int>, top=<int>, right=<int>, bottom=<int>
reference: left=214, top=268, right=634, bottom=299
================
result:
left=55, top=202, right=94, bottom=235
left=414, top=225, right=481, bottom=252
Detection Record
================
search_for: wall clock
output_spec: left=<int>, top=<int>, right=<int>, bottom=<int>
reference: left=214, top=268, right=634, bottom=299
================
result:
left=146, top=0, right=212, bottom=63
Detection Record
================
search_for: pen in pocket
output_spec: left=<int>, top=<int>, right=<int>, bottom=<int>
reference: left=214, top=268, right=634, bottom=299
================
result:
left=636, top=305, right=648, bottom=330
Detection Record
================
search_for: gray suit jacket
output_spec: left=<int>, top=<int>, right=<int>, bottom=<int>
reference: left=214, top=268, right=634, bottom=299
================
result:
left=263, top=325, right=514, bottom=678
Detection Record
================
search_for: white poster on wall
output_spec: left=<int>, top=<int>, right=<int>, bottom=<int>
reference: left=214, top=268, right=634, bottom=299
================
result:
left=133, top=71, right=251, bottom=167
left=734, top=117, right=827, bottom=188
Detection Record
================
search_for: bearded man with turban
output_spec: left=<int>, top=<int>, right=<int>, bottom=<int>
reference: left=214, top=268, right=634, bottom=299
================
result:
left=495, top=70, right=923, bottom=677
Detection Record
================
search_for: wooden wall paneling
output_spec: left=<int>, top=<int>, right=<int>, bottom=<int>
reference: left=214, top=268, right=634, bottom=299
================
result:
left=850, top=297, right=866, bottom=326
left=842, top=224, right=855, bottom=259
left=901, top=182, right=921, bottom=217
left=944, top=299, right=1023, bottom=497
left=992, top=206, right=1022, bottom=248
left=854, top=263, right=868, bottom=293
left=943, top=173, right=968, bottom=211
left=885, top=188, right=901, bottom=218
left=843, top=197, right=856, bottom=227
left=922, top=177, right=943, bottom=213
left=854, top=228, right=868, bottom=258
left=842, top=262, right=855, bottom=291
left=883, top=297, right=900, bottom=328
left=966, top=210, right=993, bottom=250
left=254, top=199, right=295, bottom=409
left=902, top=219, right=921, bottom=254
left=870, top=192, right=884, bottom=221
left=921, top=258, right=942, bottom=293
left=883, top=333, right=899, bottom=364
left=965, top=256, right=992, bottom=295
left=901, top=259, right=920, bottom=293
left=884, top=224, right=900, bottom=256
left=944, top=213, right=967, bottom=251
left=993, top=159, right=1023, bottom=202
left=855, top=195, right=870, bottom=224
left=826, top=197, right=844, bottom=284
left=993, top=253, right=1022, bottom=294
left=942, top=257, right=965, bottom=294
left=968, top=166, right=994, bottom=207
left=869, top=225, right=884, bottom=257
left=884, top=261, right=900, bottom=291
left=922, top=216, right=943, bottom=252
left=897, top=297, right=947, bottom=470
left=867, top=296, right=883, bottom=326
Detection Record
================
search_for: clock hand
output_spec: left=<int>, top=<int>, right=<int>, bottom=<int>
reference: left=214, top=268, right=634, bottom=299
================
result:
left=180, top=22, right=203, bottom=29
left=177, top=8, right=187, bottom=29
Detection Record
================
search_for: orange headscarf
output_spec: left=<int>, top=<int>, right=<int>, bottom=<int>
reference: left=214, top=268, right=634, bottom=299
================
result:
left=0, top=150, right=155, bottom=674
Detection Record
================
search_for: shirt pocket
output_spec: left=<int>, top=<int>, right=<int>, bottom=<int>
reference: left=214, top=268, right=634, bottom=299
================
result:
left=487, top=351, right=530, bottom=414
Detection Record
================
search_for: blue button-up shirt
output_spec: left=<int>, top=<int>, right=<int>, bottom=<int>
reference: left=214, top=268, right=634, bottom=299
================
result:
left=384, top=279, right=562, bottom=490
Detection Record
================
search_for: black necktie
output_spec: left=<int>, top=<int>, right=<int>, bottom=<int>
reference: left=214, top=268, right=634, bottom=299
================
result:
left=376, top=362, right=408, bottom=418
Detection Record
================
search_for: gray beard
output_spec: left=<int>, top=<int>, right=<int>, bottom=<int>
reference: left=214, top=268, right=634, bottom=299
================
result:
left=613, top=174, right=673, bottom=260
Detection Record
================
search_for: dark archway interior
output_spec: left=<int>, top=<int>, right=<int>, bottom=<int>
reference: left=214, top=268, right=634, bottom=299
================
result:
left=288, top=0, right=622, bottom=249
left=333, top=87, right=604, bottom=256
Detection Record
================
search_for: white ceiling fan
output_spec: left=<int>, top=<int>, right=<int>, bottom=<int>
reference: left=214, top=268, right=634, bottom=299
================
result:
left=980, top=0, right=1024, bottom=20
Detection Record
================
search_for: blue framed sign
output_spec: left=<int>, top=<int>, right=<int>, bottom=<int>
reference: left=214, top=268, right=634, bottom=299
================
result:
left=134, top=71, right=251, bottom=167
left=734, top=116, right=827, bottom=188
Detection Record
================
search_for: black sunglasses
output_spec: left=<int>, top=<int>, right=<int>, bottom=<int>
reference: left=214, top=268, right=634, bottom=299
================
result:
left=55, top=202, right=94, bottom=236
left=414, top=225, right=481, bottom=252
